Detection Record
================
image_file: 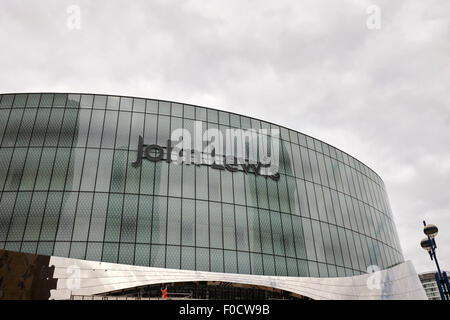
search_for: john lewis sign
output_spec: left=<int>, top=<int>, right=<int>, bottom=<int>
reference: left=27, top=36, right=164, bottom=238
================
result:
left=131, top=121, right=280, bottom=181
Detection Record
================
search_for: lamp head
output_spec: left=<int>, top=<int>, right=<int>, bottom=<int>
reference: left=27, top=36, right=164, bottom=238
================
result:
left=420, top=238, right=432, bottom=251
left=423, top=224, right=438, bottom=238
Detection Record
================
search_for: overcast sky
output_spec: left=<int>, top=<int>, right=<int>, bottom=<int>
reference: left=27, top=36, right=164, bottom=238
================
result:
left=0, top=0, right=448, bottom=274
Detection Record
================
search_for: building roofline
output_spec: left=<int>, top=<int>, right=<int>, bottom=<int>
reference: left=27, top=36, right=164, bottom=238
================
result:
left=0, top=91, right=386, bottom=186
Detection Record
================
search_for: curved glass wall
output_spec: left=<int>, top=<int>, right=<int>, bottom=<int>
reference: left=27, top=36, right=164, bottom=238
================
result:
left=0, top=93, right=404, bottom=277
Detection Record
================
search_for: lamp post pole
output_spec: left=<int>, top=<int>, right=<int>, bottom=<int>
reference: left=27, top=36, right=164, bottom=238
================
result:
left=421, top=220, right=450, bottom=300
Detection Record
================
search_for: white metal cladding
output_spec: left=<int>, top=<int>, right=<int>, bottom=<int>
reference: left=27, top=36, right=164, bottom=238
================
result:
left=49, top=255, right=426, bottom=300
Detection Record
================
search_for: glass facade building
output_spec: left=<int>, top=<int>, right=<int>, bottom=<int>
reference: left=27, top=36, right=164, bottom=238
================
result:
left=0, top=93, right=404, bottom=279
left=419, top=272, right=448, bottom=300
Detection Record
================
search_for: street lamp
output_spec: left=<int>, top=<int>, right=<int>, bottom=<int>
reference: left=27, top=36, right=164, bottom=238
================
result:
left=420, top=221, right=450, bottom=300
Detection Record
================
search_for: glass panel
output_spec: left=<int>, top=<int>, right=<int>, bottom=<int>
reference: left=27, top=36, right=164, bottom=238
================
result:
left=119, top=243, right=134, bottom=265
left=320, top=222, right=335, bottom=265
left=218, top=111, right=229, bottom=125
left=2, top=109, right=24, bottom=147
left=275, top=256, right=287, bottom=276
left=207, top=109, right=218, bottom=123
left=196, top=200, right=209, bottom=247
left=101, top=111, right=118, bottom=148
left=346, top=229, right=360, bottom=271
left=151, top=196, right=167, bottom=245
left=211, top=249, right=224, bottom=273
left=208, top=168, right=221, bottom=201
left=87, top=110, right=105, bottom=148
left=318, top=263, right=329, bottom=277
left=150, top=244, right=165, bottom=268
left=310, top=220, right=326, bottom=263
left=55, top=192, right=77, bottom=241
left=301, top=218, right=316, bottom=261
left=121, top=194, right=138, bottom=243
left=120, top=97, right=133, bottom=111
left=29, top=109, right=50, bottom=147
left=34, top=148, right=56, bottom=191
left=322, top=187, right=336, bottom=224
left=255, top=176, right=268, bottom=209
left=0, top=94, right=14, bottom=107
left=183, top=104, right=195, bottom=119
left=49, top=148, right=71, bottom=191
left=168, top=163, right=182, bottom=198
left=85, top=243, right=103, bottom=262
left=146, top=100, right=158, bottom=114
left=133, top=98, right=146, bottom=113
left=259, top=209, right=273, bottom=255
left=247, top=207, right=261, bottom=253
left=140, top=159, right=155, bottom=195
left=38, top=192, right=62, bottom=242
left=95, top=150, right=113, bottom=192
left=308, top=149, right=321, bottom=184
left=278, top=175, right=290, bottom=213
left=80, top=149, right=99, bottom=191
left=159, top=101, right=170, bottom=115
left=182, top=164, right=194, bottom=198
left=4, top=148, right=28, bottom=191
left=262, top=254, right=275, bottom=275
left=53, top=242, right=69, bottom=257
left=329, top=224, right=344, bottom=267
left=14, top=148, right=36, bottom=190
left=237, top=251, right=250, bottom=274
left=181, top=246, right=195, bottom=270
left=74, top=110, right=91, bottom=148
left=166, top=197, right=181, bottom=245
left=235, top=205, right=249, bottom=251
left=266, top=178, right=279, bottom=211
left=286, top=257, right=298, bottom=276
left=233, top=172, right=246, bottom=206
left=102, top=243, right=118, bottom=263
left=16, top=109, right=37, bottom=147
left=281, top=214, right=296, bottom=258
left=221, top=170, right=233, bottom=203
left=6, top=192, right=32, bottom=242
left=315, top=184, right=327, bottom=221
left=136, top=195, right=153, bottom=244
left=291, top=216, right=307, bottom=259
left=209, top=202, right=223, bottom=249
left=196, top=247, right=209, bottom=271
left=195, top=166, right=208, bottom=200
left=0, top=109, right=11, bottom=144
left=166, top=245, right=180, bottom=269
left=115, top=112, right=131, bottom=149
left=88, top=193, right=108, bottom=242
left=44, top=109, right=64, bottom=147
left=230, top=114, right=240, bottom=128
left=338, top=227, right=352, bottom=269
left=222, top=204, right=235, bottom=250
left=110, top=150, right=127, bottom=193
left=305, top=181, right=318, bottom=219
left=104, top=193, right=123, bottom=242
left=72, top=192, right=93, bottom=241
left=224, top=250, right=237, bottom=273
left=250, top=253, right=263, bottom=275
left=270, top=211, right=285, bottom=256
